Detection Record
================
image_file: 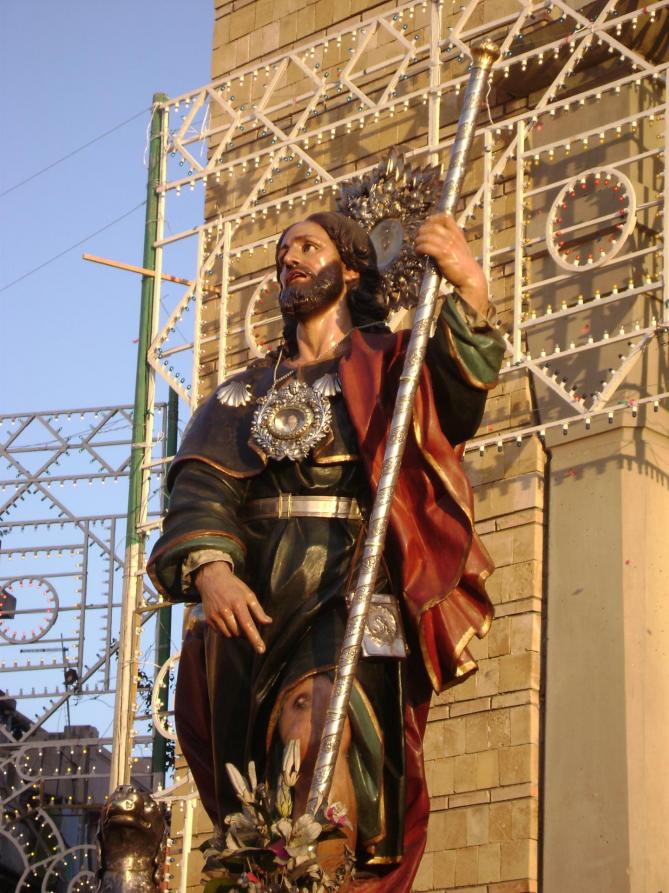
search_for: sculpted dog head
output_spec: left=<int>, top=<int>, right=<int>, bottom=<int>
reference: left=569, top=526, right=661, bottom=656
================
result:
left=97, top=786, right=167, bottom=893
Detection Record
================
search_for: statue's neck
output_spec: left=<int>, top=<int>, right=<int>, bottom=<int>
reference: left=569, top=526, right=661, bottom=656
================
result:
left=99, top=861, right=156, bottom=893
left=293, top=296, right=352, bottom=365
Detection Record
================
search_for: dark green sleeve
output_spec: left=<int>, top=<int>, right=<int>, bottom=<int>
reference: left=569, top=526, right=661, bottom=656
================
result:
left=147, top=460, right=248, bottom=601
left=426, top=296, right=506, bottom=445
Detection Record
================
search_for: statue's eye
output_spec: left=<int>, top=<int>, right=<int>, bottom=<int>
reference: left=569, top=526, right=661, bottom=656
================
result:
left=293, top=693, right=310, bottom=710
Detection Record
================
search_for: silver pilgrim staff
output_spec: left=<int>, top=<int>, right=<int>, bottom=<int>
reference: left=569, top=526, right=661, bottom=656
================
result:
left=306, top=39, right=500, bottom=815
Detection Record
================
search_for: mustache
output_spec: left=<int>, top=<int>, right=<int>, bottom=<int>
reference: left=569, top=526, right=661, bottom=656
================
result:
left=284, top=266, right=312, bottom=282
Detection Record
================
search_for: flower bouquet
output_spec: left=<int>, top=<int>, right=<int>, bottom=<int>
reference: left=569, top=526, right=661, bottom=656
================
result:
left=201, top=739, right=354, bottom=893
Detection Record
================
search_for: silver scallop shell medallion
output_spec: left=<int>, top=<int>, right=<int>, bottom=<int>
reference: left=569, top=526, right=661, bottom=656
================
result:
left=216, top=380, right=253, bottom=408
left=312, top=372, right=341, bottom=397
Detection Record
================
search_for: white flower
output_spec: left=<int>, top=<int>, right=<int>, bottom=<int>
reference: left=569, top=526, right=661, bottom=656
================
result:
left=247, top=760, right=258, bottom=791
left=226, top=762, right=255, bottom=804
left=271, top=817, right=293, bottom=841
left=286, top=814, right=322, bottom=856
left=291, top=814, right=321, bottom=841
left=282, top=739, right=301, bottom=787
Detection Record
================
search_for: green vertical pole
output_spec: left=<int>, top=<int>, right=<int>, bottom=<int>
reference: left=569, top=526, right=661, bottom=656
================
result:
left=110, top=92, right=168, bottom=790
left=152, top=387, right=178, bottom=786
left=127, top=92, right=169, bottom=550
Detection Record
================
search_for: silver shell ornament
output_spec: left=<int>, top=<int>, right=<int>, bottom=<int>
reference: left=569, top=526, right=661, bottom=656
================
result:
left=337, top=148, right=442, bottom=311
left=312, top=372, right=342, bottom=397
left=216, top=380, right=253, bottom=408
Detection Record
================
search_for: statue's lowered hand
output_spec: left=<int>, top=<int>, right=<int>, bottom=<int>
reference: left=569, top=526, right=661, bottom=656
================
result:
left=195, top=561, right=272, bottom=653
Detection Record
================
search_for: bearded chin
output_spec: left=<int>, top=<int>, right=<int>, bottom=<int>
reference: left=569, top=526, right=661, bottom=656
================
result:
left=279, top=261, right=345, bottom=319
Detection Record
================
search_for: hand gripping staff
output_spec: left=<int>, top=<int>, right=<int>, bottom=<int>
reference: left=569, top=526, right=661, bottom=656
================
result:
left=306, top=40, right=500, bottom=816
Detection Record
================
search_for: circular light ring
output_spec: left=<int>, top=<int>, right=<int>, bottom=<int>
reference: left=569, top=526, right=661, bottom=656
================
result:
left=67, top=869, right=97, bottom=893
left=546, top=166, right=637, bottom=272
left=0, top=577, right=59, bottom=644
left=151, top=652, right=181, bottom=742
left=37, top=845, right=97, bottom=893
left=0, top=828, right=29, bottom=872
left=244, top=275, right=281, bottom=358
left=16, top=843, right=94, bottom=890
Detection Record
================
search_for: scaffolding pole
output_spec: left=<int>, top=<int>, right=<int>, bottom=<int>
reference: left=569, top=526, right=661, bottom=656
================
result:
left=152, top=387, right=178, bottom=787
left=110, top=92, right=168, bottom=791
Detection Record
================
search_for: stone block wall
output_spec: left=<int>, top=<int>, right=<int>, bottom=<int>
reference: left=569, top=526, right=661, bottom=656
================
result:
left=212, top=0, right=403, bottom=80
left=415, top=418, right=545, bottom=892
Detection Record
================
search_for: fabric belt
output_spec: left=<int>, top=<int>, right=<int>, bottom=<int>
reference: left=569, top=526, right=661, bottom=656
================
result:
left=243, top=494, right=362, bottom=521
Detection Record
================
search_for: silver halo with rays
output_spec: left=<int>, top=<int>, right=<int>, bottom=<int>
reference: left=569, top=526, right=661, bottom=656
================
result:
left=336, top=148, right=443, bottom=310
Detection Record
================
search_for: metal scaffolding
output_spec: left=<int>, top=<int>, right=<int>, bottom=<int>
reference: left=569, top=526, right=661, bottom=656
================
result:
left=0, top=404, right=167, bottom=891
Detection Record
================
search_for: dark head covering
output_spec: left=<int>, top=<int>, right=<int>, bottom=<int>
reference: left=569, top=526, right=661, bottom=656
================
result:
left=275, top=211, right=388, bottom=356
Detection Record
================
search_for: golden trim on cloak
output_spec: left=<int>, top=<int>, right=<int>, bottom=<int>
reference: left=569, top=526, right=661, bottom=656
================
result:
left=311, top=452, right=360, bottom=465
left=172, top=452, right=265, bottom=479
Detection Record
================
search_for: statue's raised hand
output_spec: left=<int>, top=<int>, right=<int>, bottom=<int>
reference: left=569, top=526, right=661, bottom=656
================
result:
left=195, top=561, right=272, bottom=654
left=415, top=213, right=490, bottom=316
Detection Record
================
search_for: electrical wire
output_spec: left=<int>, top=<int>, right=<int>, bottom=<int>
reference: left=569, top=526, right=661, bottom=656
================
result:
left=0, top=201, right=146, bottom=294
left=0, top=107, right=150, bottom=199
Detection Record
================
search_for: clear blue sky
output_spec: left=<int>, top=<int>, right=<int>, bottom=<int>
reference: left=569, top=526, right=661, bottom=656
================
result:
left=1, top=1, right=213, bottom=414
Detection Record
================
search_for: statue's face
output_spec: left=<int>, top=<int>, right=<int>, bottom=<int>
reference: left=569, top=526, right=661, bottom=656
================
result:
left=276, top=220, right=357, bottom=319
left=98, top=785, right=166, bottom=865
left=101, top=786, right=165, bottom=838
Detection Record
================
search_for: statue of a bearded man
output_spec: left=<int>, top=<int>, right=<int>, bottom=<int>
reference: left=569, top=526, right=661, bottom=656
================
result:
left=148, top=209, right=505, bottom=891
